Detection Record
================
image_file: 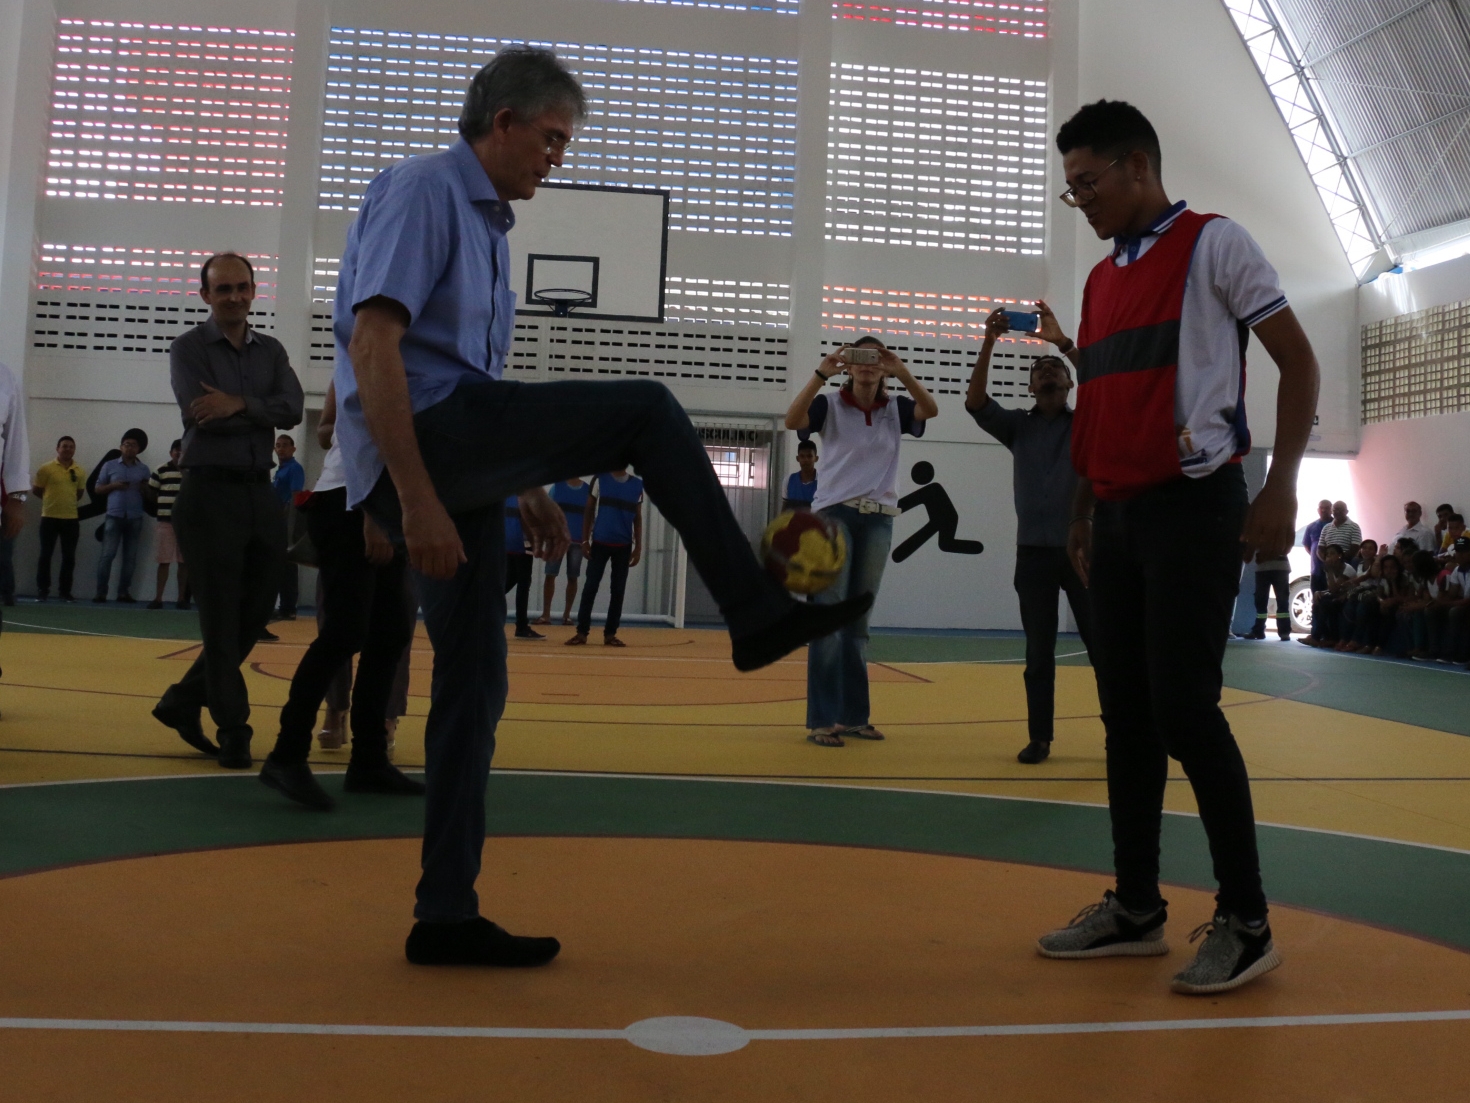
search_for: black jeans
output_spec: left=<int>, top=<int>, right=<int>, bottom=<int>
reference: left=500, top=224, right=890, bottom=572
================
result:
left=364, top=376, right=792, bottom=923
left=1089, top=465, right=1266, bottom=922
left=1252, top=569, right=1291, bottom=638
left=270, top=489, right=415, bottom=765
left=1014, top=545, right=1094, bottom=742
left=577, top=543, right=632, bottom=638
left=37, top=517, right=80, bottom=597
left=158, top=473, right=284, bottom=739
left=278, top=562, right=299, bottom=617
left=505, top=553, right=533, bottom=630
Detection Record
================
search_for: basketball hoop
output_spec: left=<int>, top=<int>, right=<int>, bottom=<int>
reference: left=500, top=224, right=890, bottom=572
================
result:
left=531, top=288, right=595, bottom=317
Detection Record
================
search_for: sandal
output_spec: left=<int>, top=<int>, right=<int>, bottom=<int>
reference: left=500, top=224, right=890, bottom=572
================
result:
left=561, top=615, right=573, bottom=626
left=806, top=727, right=845, bottom=747
left=565, top=633, right=588, bottom=647
left=604, top=636, right=626, bottom=647
left=533, top=615, right=551, bottom=626
left=845, top=725, right=886, bottom=741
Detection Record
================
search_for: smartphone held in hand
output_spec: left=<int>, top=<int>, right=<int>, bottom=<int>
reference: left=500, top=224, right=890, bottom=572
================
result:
left=840, top=346, right=881, bottom=365
left=1002, top=310, right=1040, bottom=334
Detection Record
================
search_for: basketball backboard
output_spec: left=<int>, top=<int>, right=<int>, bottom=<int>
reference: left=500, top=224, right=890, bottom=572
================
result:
left=509, top=183, right=669, bottom=322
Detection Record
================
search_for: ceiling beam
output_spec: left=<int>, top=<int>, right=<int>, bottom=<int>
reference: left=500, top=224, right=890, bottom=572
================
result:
left=1343, top=103, right=1470, bottom=159
left=1300, top=0, right=1440, bottom=69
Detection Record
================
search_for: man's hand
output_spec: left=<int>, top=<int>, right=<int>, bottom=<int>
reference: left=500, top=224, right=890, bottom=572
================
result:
left=1034, top=300, right=1070, bottom=347
left=190, top=383, right=247, bottom=425
left=629, top=545, right=642, bottom=569
left=1067, top=519, right=1092, bottom=588
left=402, top=496, right=465, bottom=580
left=1241, top=479, right=1297, bottom=562
left=1, top=497, right=24, bottom=541
left=519, top=487, right=571, bottom=562
left=363, top=511, right=395, bottom=566
left=983, top=307, right=1010, bottom=342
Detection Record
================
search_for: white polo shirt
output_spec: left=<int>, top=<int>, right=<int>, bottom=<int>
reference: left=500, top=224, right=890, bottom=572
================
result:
left=802, top=388, right=925, bottom=512
left=0, top=362, right=29, bottom=496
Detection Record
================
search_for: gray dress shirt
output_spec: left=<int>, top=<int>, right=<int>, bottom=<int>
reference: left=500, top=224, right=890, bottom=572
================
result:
left=971, top=398, right=1078, bottom=548
left=169, top=319, right=304, bottom=470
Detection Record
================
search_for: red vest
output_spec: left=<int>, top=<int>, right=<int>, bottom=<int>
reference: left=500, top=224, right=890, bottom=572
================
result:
left=1072, top=209, right=1223, bottom=502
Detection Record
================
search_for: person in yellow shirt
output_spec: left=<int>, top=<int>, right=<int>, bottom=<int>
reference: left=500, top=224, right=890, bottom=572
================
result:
left=32, top=435, right=86, bottom=601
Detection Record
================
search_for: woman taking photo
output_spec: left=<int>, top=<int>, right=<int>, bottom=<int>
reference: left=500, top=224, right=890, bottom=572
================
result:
left=784, top=335, right=937, bottom=746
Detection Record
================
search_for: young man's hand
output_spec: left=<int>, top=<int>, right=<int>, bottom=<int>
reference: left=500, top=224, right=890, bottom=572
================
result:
left=983, top=307, right=1010, bottom=342
left=190, top=383, right=247, bottom=425
left=1, top=497, right=24, bottom=540
left=363, top=512, right=395, bottom=566
left=1035, top=299, right=1069, bottom=347
left=629, top=546, right=642, bottom=569
left=1241, top=480, right=1298, bottom=562
left=519, top=486, right=571, bottom=563
left=1067, top=520, right=1092, bottom=588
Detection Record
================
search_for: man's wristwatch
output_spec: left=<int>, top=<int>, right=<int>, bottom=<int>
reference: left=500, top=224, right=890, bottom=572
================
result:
left=6, top=491, right=26, bottom=503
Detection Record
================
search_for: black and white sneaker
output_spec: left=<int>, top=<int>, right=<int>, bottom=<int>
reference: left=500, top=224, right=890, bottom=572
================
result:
left=1036, top=890, right=1169, bottom=958
left=1170, top=913, right=1281, bottom=994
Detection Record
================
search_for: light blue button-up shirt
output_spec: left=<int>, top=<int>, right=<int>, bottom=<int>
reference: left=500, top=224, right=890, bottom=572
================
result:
left=333, top=138, right=517, bottom=507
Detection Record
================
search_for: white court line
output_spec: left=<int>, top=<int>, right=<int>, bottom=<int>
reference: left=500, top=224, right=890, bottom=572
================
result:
left=1, top=1009, right=1468, bottom=1041
left=3, top=619, right=192, bottom=644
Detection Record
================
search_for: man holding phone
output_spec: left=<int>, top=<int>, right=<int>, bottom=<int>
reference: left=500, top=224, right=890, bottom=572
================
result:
left=1036, top=100, right=1319, bottom=996
left=966, top=303, right=1094, bottom=766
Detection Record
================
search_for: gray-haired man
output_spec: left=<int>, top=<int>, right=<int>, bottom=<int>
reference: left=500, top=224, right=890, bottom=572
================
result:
left=334, top=46, right=871, bottom=968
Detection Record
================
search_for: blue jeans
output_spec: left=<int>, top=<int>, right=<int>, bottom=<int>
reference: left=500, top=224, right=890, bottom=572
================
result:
left=365, top=376, right=794, bottom=923
left=96, top=515, right=143, bottom=598
left=806, top=505, right=892, bottom=730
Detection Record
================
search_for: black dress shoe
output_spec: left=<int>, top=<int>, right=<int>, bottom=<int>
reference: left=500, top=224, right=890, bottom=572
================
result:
left=1017, top=740, right=1051, bottom=765
left=344, top=760, right=426, bottom=795
left=146, top=599, right=164, bottom=610
left=731, top=593, right=875, bottom=672
left=258, top=628, right=279, bottom=642
left=405, top=917, right=560, bottom=967
left=259, top=758, right=336, bottom=811
left=152, top=703, right=219, bottom=756
left=217, top=730, right=253, bottom=769
left=116, top=593, right=136, bottom=604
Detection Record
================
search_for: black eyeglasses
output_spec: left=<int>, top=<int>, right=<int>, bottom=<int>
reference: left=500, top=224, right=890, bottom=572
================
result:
left=1059, top=158, right=1121, bottom=207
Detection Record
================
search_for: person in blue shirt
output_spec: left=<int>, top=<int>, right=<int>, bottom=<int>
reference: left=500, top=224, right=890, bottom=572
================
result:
left=782, top=440, right=818, bottom=511
left=271, top=434, right=306, bottom=622
left=93, top=429, right=151, bottom=602
left=503, top=495, right=542, bottom=639
left=537, top=477, right=591, bottom=626
left=567, top=471, right=643, bottom=648
left=325, top=46, right=870, bottom=968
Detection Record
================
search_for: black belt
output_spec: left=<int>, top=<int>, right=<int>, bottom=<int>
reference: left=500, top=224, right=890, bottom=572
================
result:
left=185, top=467, right=270, bottom=485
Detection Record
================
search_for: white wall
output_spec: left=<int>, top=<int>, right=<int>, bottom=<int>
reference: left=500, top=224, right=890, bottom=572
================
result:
left=1351, top=253, right=1470, bottom=542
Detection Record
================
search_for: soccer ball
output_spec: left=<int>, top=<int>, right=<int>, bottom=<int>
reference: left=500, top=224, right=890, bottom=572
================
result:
left=762, top=510, right=847, bottom=595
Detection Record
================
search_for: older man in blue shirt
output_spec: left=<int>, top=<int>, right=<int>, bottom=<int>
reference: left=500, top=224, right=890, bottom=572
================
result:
left=312, top=47, right=871, bottom=967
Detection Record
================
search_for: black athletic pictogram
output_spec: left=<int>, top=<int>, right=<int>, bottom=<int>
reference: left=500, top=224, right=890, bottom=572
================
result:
left=891, top=462, right=984, bottom=563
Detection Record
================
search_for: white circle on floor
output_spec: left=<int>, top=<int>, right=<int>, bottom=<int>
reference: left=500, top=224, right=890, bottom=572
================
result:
left=624, top=1016, right=750, bottom=1055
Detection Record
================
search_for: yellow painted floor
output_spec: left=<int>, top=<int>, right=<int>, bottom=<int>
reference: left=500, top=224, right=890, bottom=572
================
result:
left=5, top=622, right=1470, bottom=852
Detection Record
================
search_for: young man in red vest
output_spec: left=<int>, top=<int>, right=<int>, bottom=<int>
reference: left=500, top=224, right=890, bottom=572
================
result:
left=1035, top=101, right=1319, bottom=994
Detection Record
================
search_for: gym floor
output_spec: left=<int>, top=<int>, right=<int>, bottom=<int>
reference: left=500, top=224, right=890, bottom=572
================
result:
left=2, top=606, right=1468, bottom=1101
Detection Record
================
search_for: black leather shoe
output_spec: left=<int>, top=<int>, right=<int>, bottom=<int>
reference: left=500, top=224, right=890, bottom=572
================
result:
left=257, top=628, right=279, bottom=642
left=731, top=593, right=875, bottom=672
left=344, top=761, right=426, bottom=796
left=152, top=703, right=219, bottom=757
left=217, top=730, right=253, bottom=770
left=405, top=917, right=560, bottom=967
left=259, top=758, right=336, bottom=811
left=1017, top=740, right=1051, bottom=765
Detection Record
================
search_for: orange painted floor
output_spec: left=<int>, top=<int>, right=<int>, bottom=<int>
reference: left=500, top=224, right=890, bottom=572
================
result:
left=2, top=837, right=1468, bottom=1103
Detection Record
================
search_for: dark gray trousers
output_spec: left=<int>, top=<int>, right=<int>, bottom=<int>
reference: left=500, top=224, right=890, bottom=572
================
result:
left=1014, top=545, right=1094, bottom=742
left=158, top=474, right=284, bottom=738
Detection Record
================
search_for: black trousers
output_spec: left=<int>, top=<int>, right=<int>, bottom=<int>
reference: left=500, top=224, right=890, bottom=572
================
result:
left=278, top=562, right=299, bottom=617
left=505, top=553, right=533, bottom=630
left=577, top=543, right=632, bottom=638
left=1090, top=465, right=1266, bottom=922
left=1014, top=545, right=1094, bottom=742
left=157, top=475, right=284, bottom=738
left=270, top=489, right=415, bottom=764
left=1252, top=569, right=1291, bottom=638
left=37, top=517, right=80, bottom=597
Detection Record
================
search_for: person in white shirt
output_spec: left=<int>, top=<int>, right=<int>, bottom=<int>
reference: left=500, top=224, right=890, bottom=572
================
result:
left=1392, top=501, right=1437, bottom=555
left=1425, top=537, right=1470, bottom=665
left=0, top=362, right=30, bottom=667
left=784, top=336, right=937, bottom=746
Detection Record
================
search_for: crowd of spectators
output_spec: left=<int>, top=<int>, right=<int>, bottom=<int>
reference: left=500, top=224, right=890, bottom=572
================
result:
left=1299, top=499, right=1470, bottom=669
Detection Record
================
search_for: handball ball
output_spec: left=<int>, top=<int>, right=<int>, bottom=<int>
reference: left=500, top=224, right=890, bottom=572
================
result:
left=762, top=510, right=847, bottom=595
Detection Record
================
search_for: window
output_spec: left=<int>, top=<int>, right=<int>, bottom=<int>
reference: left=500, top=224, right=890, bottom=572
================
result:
left=826, top=62, right=1045, bottom=253
left=1362, top=300, right=1470, bottom=423
left=664, top=276, right=791, bottom=326
left=321, top=28, right=797, bottom=236
left=617, top=0, right=798, bottom=12
left=36, top=242, right=277, bottom=299
left=833, top=0, right=1047, bottom=37
left=46, top=19, right=293, bottom=205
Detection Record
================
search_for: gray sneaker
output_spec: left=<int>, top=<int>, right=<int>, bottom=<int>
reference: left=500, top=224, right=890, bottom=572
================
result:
left=1036, top=890, right=1169, bottom=959
left=1170, top=913, right=1281, bottom=994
